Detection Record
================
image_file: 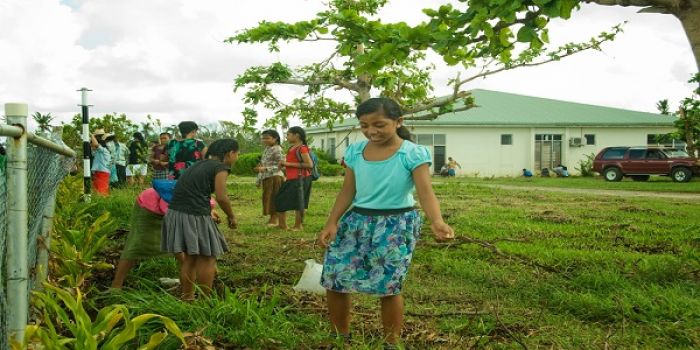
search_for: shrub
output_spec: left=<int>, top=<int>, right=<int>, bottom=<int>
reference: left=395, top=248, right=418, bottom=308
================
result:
left=231, top=152, right=261, bottom=176
left=318, top=160, right=343, bottom=176
left=576, top=152, right=596, bottom=177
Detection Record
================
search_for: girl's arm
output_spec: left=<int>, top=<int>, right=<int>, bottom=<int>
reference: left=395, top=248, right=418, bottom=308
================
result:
left=413, top=164, right=454, bottom=241
left=214, top=171, right=236, bottom=229
left=317, top=168, right=356, bottom=247
left=90, top=134, right=98, bottom=149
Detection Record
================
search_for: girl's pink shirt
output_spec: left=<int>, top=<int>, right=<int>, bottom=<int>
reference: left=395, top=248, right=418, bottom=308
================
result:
left=136, top=188, right=217, bottom=216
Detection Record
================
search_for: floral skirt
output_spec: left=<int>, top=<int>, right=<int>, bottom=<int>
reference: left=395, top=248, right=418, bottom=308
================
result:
left=321, top=209, right=421, bottom=296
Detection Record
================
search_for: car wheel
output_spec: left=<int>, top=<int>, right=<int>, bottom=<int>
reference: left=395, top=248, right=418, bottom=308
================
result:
left=603, top=167, right=623, bottom=182
left=631, top=175, right=650, bottom=182
left=671, top=167, right=692, bottom=183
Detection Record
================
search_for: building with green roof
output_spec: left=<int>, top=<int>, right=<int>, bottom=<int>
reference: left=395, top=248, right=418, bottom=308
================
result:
left=306, top=89, right=677, bottom=176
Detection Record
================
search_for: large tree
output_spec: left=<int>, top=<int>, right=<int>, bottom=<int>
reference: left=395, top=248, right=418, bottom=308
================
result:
left=586, top=0, right=699, bottom=71
left=227, top=0, right=620, bottom=127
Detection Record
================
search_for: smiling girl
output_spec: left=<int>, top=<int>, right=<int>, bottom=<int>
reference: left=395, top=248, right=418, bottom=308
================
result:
left=317, top=97, right=455, bottom=348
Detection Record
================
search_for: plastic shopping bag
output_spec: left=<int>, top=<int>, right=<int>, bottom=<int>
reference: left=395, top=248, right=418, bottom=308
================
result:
left=292, top=259, right=326, bottom=295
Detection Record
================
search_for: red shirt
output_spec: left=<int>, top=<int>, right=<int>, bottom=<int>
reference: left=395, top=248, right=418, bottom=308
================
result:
left=285, top=145, right=311, bottom=180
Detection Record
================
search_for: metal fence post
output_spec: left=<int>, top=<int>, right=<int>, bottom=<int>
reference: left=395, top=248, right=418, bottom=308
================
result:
left=5, top=103, right=29, bottom=344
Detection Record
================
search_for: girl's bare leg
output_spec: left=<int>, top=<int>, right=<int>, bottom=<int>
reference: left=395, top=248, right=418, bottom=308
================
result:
left=179, top=253, right=197, bottom=301
left=380, top=295, right=404, bottom=344
left=194, top=256, right=217, bottom=295
left=327, top=290, right=351, bottom=335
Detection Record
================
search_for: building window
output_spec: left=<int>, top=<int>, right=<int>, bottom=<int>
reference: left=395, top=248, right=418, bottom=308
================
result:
left=416, top=134, right=433, bottom=145
left=647, top=133, right=684, bottom=147
left=321, top=139, right=325, bottom=150
left=584, top=134, right=595, bottom=145
left=501, top=134, right=512, bottom=145
left=344, top=137, right=349, bottom=147
left=433, top=134, right=446, bottom=145
left=328, top=138, right=336, bottom=159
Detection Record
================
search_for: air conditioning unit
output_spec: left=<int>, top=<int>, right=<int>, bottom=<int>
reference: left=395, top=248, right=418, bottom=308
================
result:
left=569, top=137, right=583, bottom=147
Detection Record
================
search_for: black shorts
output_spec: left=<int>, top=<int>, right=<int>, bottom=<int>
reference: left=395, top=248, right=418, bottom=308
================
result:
left=274, top=177, right=312, bottom=212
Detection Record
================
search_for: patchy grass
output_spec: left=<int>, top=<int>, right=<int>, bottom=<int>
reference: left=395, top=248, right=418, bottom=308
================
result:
left=96, top=177, right=700, bottom=349
left=453, top=175, right=700, bottom=193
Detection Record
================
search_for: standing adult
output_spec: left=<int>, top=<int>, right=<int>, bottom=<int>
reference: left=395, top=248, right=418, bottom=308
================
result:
left=151, top=132, right=171, bottom=180
left=167, top=121, right=206, bottom=180
left=90, top=131, right=113, bottom=196
left=446, top=156, right=461, bottom=177
left=127, top=132, right=149, bottom=185
left=106, top=134, right=128, bottom=188
left=274, top=126, right=313, bottom=231
left=255, top=129, right=285, bottom=227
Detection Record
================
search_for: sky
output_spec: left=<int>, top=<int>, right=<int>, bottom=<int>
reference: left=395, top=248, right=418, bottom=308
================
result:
left=0, top=0, right=696, bottom=132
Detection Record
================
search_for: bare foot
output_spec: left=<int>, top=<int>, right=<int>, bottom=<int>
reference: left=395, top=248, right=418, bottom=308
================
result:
left=266, top=222, right=278, bottom=227
left=276, top=225, right=288, bottom=230
left=291, top=226, right=303, bottom=232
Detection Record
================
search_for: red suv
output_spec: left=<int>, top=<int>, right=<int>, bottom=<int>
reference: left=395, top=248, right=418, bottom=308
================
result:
left=593, top=146, right=700, bottom=182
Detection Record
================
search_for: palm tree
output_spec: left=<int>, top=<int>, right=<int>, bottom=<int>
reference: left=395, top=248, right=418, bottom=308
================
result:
left=31, top=112, right=55, bottom=135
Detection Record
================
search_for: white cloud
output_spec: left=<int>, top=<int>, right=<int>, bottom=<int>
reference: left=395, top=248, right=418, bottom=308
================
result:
left=0, top=0, right=696, bottom=134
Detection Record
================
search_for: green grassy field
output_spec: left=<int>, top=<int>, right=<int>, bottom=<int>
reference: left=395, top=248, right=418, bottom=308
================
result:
left=95, top=177, right=700, bottom=349
left=454, top=175, right=700, bottom=193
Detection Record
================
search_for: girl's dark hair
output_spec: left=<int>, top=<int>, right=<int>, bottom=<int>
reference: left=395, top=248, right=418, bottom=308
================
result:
left=205, top=138, right=239, bottom=160
left=287, top=126, right=307, bottom=145
left=356, top=97, right=413, bottom=141
left=133, top=132, right=145, bottom=143
left=261, top=129, right=281, bottom=145
left=178, top=121, right=198, bottom=136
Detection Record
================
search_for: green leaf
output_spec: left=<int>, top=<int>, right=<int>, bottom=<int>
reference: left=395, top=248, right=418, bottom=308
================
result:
left=498, top=28, right=512, bottom=47
left=516, top=26, right=536, bottom=43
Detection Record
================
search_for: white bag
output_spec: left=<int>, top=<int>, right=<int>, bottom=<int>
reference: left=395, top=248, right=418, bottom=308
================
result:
left=292, top=259, right=326, bottom=295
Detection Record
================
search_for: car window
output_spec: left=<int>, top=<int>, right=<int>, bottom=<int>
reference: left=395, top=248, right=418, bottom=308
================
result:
left=629, top=150, right=645, bottom=160
left=646, top=150, right=664, bottom=159
left=602, top=148, right=626, bottom=160
left=663, top=149, right=691, bottom=158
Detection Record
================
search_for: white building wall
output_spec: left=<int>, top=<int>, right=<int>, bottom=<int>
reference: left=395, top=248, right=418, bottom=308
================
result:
left=308, top=125, right=676, bottom=177
left=563, top=126, right=675, bottom=175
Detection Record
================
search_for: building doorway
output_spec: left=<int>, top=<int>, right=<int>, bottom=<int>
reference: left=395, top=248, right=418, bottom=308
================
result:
left=535, top=134, right=562, bottom=171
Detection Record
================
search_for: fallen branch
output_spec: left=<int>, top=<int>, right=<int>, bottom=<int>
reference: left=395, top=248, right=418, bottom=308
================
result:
left=427, top=236, right=559, bottom=273
left=407, top=310, right=487, bottom=317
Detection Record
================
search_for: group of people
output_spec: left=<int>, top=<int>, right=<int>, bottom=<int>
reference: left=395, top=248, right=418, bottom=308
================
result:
left=523, top=164, right=569, bottom=177
left=90, top=129, right=166, bottom=195
left=108, top=97, right=455, bottom=349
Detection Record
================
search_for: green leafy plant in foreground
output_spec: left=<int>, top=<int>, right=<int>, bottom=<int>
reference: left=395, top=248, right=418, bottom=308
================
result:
left=50, top=176, right=117, bottom=289
left=13, top=284, right=185, bottom=350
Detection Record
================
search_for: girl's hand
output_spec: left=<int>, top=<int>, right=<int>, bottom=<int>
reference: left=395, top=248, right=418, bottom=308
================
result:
left=254, top=165, right=264, bottom=173
left=227, top=215, right=237, bottom=229
left=210, top=210, right=221, bottom=224
left=431, top=221, right=455, bottom=242
left=278, top=160, right=286, bottom=168
left=317, top=224, right=338, bottom=248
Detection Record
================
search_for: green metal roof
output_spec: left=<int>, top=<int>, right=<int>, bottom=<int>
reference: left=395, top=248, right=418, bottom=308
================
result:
left=307, top=89, right=675, bottom=133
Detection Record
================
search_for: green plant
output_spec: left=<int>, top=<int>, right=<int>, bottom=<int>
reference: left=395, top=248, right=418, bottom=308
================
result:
left=576, top=152, right=596, bottom=177
left=51, top=176, right=117, bottom=289
left=317, top=160, right=343, bottom=176
left=231, top=152, right=262, bottom=176
left=14, top=284, right=185, bottom=350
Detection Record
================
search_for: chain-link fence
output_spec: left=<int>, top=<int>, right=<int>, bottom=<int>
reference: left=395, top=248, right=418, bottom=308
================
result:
left=0, top=108, right=76, bottom=349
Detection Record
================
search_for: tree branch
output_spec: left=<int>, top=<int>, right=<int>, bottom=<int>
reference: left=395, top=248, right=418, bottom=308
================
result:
left=583, top=0, right=681, bottom=9
left=277, top=78, right=358, bottom=92
left=402, top=90, right=473, bottom=120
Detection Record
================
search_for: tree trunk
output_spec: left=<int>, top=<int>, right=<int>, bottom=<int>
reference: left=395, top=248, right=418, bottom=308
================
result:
left=586, top=0, right=699, bottom=71
left=355, top=43, right=372, bottom=102
left=677, top=4, right=700, bottom=71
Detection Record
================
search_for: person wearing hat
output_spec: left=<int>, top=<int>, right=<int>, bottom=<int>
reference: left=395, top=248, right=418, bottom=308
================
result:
left=167, top=121, right=207, bottom=179
left=91, top=129, right=113, bottom=195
